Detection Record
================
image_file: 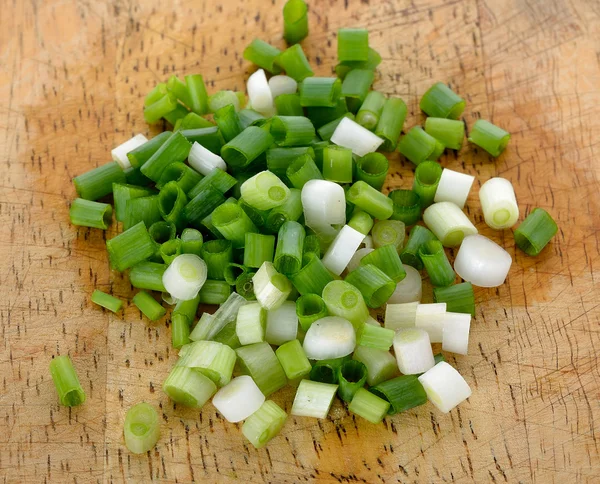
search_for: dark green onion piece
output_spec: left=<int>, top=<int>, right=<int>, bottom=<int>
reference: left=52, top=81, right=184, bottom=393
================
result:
left=180, top=228, right=203, bottom=255
left=198, top=280, right=232, bottom=305
left=148, top=221, right=176, bottom=245
left=398, top=126, right=444, bottom=166
left=274, top=93, right=304, bottom=116
left=336, top=359, right=368, bottom=402
left=49, top=356, right=86, bottom=407
left=69, top=198, right=112, bottom=229
left=265, top=188, right=303, bottom=233
left=425, top=117, right=465, bottom=150
left=145, top=83, right=167, bottom=106
left=180, top=127, right=224, bottom=155
left=144, top=93, right=177, bottom=124
left=167, top=75, right=193, bottom=108
left=418, top=239, right=455, bottom=287
left=369, top=375, right=428, bottom=415
left=296, top=293, right=328, bottom=331
left=73, top=161, right=125, bottom=201
left=224, top=263, right=248, bottom=286
left=244, top=233, right=276, bottom=268
left=347, top=180, right=394, bottom=220
left=338, top=28, right=369, bottom=62
left=189, top=168, right=236, bottom=198
left=335, top=47, right=382, bottom=79
left=140, top=131, right=191, bottom=182
left=91, top=289, right=123, bottom=313
left=113, top=184, right=157, bottom=222
left=214, top=104, right=243, bottom=142
left=468, top=119, right=510, bottom=156
left=123, top=195, right=162, bottom=231
left=164, top=103, right=190, bottom=126
left=306, top=99, right=349, bottom=132
left=212, top=203, right=258, bottom=249
left=238, top=198, right=270, bottom=229
left=309, top=140, right=329, bottom=171
left=345, top=264, right=396, bottom=308
left=156, top=162, right=203, bottom=194
left=286, top=154, right=323, bottom=188
left=266, top=146, right=314, bottom=181
left=309, top=356, right=350, bottom=384
left=341, top=69, right=374, bottom=113
left=356, top=91, right=386, bottom=130
left=130, top=262, right=167, bottom=292
left=235, top=342, right=287, bottom=397
left=200, top=239, right=233, bottom=280
left=355, top=152, right=388, bottom=191
left=274, top=221, right=305, bottom=275
left=221, top=126, right=274, bottom=169
left=413, top=161, right=442, bottom=208
left=322, top=145, right=352, bottom=183
left=283, top=0, right=309, bottom=44
left=236, top=271, right=257, bottom=300
left=185, top=74, right=209, bottom=115
left=513, top=208, right=558, bottom=256
left=124, top=166, right=152, bottom=186
left=132, top=291, right=166, bottom=321
left=271, top=116, right=316, bottom=147
left=400, top=225, right=438, bottom=270
left=433, top=282, right=475, bottom=316
left=348, top=210, right=373, bottom=236
left=290, top=253, right=334, bottom=296
left=376, top=97, right=407, bottom=151
left=238, top=109, right=267, bottom=129
left=388, top=190, right=421, bottom=226
left=275, top=44, right=314, bottom=82
left=243, top=39, right=282, bottom=74
left=300, top=77, right=342, bottom=107
left=127, top=131, right=172, bottom=168
left=419, top=82, right=465, bottom=119
left=159, top=239, right=182, bottom=265
left=106, top=221, right=156, bottom=272
left=184, top=184, right=226, bottom=228
left=158, top=181, right=188, bottom=231
left=361, top=244, right=406, bottom=283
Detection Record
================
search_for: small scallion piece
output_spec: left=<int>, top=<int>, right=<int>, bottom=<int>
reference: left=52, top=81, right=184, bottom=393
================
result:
left=468, top=119, right=510, bottom=156
left=49, top=355, right=86, bottom=407
left=123, top=402, right=160, bottom=454
left=513, top=208, right=558, bottom=256
left=132, top=291, right=166, bottom=321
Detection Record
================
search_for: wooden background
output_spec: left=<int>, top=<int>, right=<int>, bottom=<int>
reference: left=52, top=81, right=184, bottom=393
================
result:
left=1, top=0, right=599, bottom=482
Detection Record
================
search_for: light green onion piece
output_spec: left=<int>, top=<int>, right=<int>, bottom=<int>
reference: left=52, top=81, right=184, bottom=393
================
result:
left=356, top=91, right=386, bottom=130
left=274, top=93, right=304, bottom=116
left=106, top=221, right=156, bottom=272
left=181, top=228, right=203, bottom=255
left=337, top=28, right=369, bottom=62
left=208, top=90, right=240, bottom=113
left=371, top=220, right=406, bottom=252
left=276, top=339, right=312, bottom=379
left=221, top=127, right=274, bottom=169
left=398, top=126, right=444, bottom=166
left=352, top=346, right=399, bottom=387
left=143, top=93, right=177, bottom=124
left=130, top=262, right=167, bottom=292
left=433, top=282, right=475, bottom=316
left=360, top=244, right=406, bottom=283
left=271, top=116, right=316, bottom=146
left=345, top=264, right=396, bottom=309
left=236, top=342, right=288, bottom=396
left=200, top=239, right=233, bottom=280
left=296, top=293, right=328, bottom=331
left=375, top=97, right=407, bottom=151
left=90, top=289, right=123, bottom=313
left=198, top=280, right=231, bottom=305
left=176, top=340, right=236, bottom=386
left=241, top=171, right=291, bottom=211
left=69, top=198, right=112, bottom=229
left=348, top=210, right=374, bottom=236
left=242, top=400, right=288, bottom=449
left=162, top=366, right=216, bottom=408
left=388, top=190, right=421, bottom=226
left=291, top=379, right=338, bottom=418
left=419, top=239, right=455, bottom=287
left=132, top=291, right=166, bottom=321
left=370, top=375, right=428, bottom=415
left=349, top=388, right=390, bottom=424
left=286, top=154, right=324, bottom=189
left=354, top=152, right=388, bottom=191
left=113, top=183, right=156, bottom=222
left=468, top=119, right=510, bottom=156
left=290, top=253, right=334, bottom=296
left=513, top=208, right=558, bottom=256
left=243, top=39, right=282, bottom=74
left=140, top=131, right=192, bottom=182
left=419, top=82, right=465, bottom=119
left=309, top=356, right=349, bottom=384
left=49, top=355, right=86, bottom=407
left=274, top=221, right=306, bottom=275
left=423, top=201, right=478, bottom=247
left=123, top=402, right=160, bottom=454
left=322, top=145, right=353, bottom=183
left=341, top=69, right=374, bottom=112
left=357, top=322, right=395, bottom=350
left=185, top=74, right=209, bottom=115
left=283, top=0, right=309, bottom=44
left=413, top=161, right=442, bottom=208
left=236, top=302, right=266, bottom=345
left=212, top=203, right=258, bottom=249
left=73, top=161, right=126, bottom=201
left=322, top=280, right=369, bottom=330
left=425, top=117, right=465, bottom=150
left=253, top=261, right=293, bottom=311
left=244, top=233, right=276, bottom=268
left=275, top=44, right=314, bottom=82
left=335, top=47, right=382, bottom=79
left=122, top=195, right=161, bottom=231
left=347, top=181, right=394, bottom=220
left=400, top=225, right=438, bottom=270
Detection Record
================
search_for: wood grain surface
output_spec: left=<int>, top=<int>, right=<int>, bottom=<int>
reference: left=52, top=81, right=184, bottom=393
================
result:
left=1, top=0, right=599, bottom=482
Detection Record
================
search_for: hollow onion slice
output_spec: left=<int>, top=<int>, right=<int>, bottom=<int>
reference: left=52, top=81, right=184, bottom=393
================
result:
left=454, top=234, right=512, bottom=287
left=303, top=316, right=356, bottom=360
left=162, top=254, right=207, bottom=301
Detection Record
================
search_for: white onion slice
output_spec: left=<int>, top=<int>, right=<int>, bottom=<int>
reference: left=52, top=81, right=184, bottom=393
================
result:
left=387, top=265, right=422, bottom=303
left=442, top=312, right=471, bottom=355
left=212, top=375, right=265, bottom=422
left=434, top=168, right=475, bottom=209
left=454, top=234, right=512, bottom=287
left=385, top=301, right=419, bottom=330
left=479, top=177, right=519, bottom=229
left=301, top=179, right=346, bottom=227
left=423, top=202, right=478, bottom=248
left=268, top=75, right=298, bottom=98
left=393, top=328, right=435, bottom=375
left=418, top=362, right=472, bottom=413
left=247, top=69, right=274, bottom=114
left=331, top=117, right=384, bottom=156
left=188, top=142, right=227, bottom=176
left=265, top=301, right=298, bottom=346
left=162, top=254, right=207, bottom=301
left=321, top=225, right=365, bottom=276
left=111, top=134, right=148, bottom=170
left=414, top=303, right=446, bottom=343
left=303, top=316, right=356, bottom=360
left=346, top=248, right=374, bottom=273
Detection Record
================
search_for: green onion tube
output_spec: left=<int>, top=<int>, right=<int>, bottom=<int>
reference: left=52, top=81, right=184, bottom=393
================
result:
left=242, top=400, right=287, bottom=449
left=335, top=46, right=382, bottom=79
left=355, top=152, right=389, bottom=191
left=130, top=262, right=167, bottom=292
left=181, top=228, right=203, bottom=255
left=338, top=28, right=368, bottom=62
left=214, top=104, right=243, bottom=142
left=433, top=282, right=475, bottom=316
left=274, top=221, right=305, bottom=275
left=265, top=188, right=303, bottom=233
left=361, top=244, right=406, bottom=283
left=274, top=93, right=304, bottom=116
left=371, top=220, right=406, bottom=252
left=171, top=313, right=191, bottom=347
left=173, top=294, right=200, bottom=325
left=349, top=388, right=390, bottom=424
left=286, top=155, right=324, bottom=188
left=244, top=233, right=276, bottom=268
left=132, top=291, right=166, bottom=321
left=107, top=221, right=156, bottom=272
left=122, top=195, right=162, bottom=231
left=305, top=97, right=349, bottom=129
left=236, top=271, right=257, bottom=300
left=266, top=146, right=314, bottom=180
left=73, top=161, right=125, bottom=201
left=180, top=127, right=225, bottom=155
left=243, top=39, right=282, bottom=74
left=322, top=145, right=353, bottom=183
left=296, top=294, right=328, bottom=331
left=69, top=199, right=112, bottom=229
left=341, top=69, right=374, bottom=113
left=124, top=165, right=151, bottom=186
left=167, top=75, right=193, bottom=108
left=302, top=234, right=321, bottom=259
left=283, top=0, right=309, bottom=45
left=376, top=97, right=407, bottom=151
left=420, top=82, right=465, bottom=119
left=423, top=202, right=478, bottom=247
left=253, top=262, right=293, bottom=310
left=290, top=254, right=334, bottom=296
left=400, top=225, right=437, bottom=270
left=345, top=264, right=395, bottom=308
left=164, top=104, right=191, bottom=127
left=356, top=91, right=386, bottom=130
left=309, top=356, right=349, bottom=384
left=90, top=289, right=122, bottom=313
left=156, top=163, right=202, bottom=194
left=418, top=240, right=455, bottom=287
left=236, top=302, right=266, bottom=345
left=177, top=340, right=237, bottom=386
left=159, top=239, right=182, bottom=265
left=369, top=375, right=428, bottom=414
left=238, top=109, right=267, bottom=129
left=185, top=74, right=209, bottom=115
left=140, top=132, right=191, bottom=182
left=221, top=126, right=274, bottom=169
left=148, top=221, right=176, bottom=246
left=347, top=181, right=393, bottom=220
left=291, top=379, right=338, bottom=419
left=413, top=161, right=442, bottom=209
left=275, top=44, right=314, bottom=82
left=513, top=208, right=558, bottom=256
left=479, top=177, right=519, bottom=229
left=198, top=280, right=231, bottom=305
left=235, top=342, right=288, bottom=397
left=352, top=346, right=398, bottom=387
left=398, top=127, right=444, bottom=166
left=200, top=239, right=233, bottom=280
left=388, top=190, right=421, bottom=226
left=49, top=356, right=86, bottom=406
left=237, top=198, right=268, bottom=230
left=270, top=116, right=315, bottom=147
left=425, top=117, right=465, bottom=150
left=123, top=402, right=160, bottom=454
left=224, top=263, right=248, bottom=286
left=145, top=83, right=167, bottom=106
left=158, top=181, right=187, bottom=231
left=322, top=280, right=369, bottom=330
left=183, top=184, right=226, bottom=229
left=127, top=131, right=172, bottom=168
left=348, top=210, right=374, bottom=236
left=144, top=93, right=177, bottom=124
left=212, top=203, right=258, bottom=249
left=300, top=78, right=342, bottom=107
left=113, top=184, right=156, bottom=222
left=240, top=171, right=290, bottom=210
left=163, top=366, right=216, bottom=409
left=177, top=112, right=214, bottom=130
left=276, top=339, right=312, bottom=380
left=317, top=113, right=355, bottom=141
left=468, top=119, right=510, bottom=156
left=336, top=359, right=368, bottom=402
left=189, top=168, right=236, bottom=197
left=208, top=90, right=240, bottom=113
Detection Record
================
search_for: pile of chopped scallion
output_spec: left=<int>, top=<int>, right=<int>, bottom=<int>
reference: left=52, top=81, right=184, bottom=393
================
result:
left=52, top=0, right=559, bottom=453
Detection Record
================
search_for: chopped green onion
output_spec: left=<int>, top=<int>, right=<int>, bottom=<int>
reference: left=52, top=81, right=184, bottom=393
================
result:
left=127, top=131, right=172, bottom=168
left=212, top=375, right=265, bottom=423
left=244, top=233, right=276, bottom=268
left=148, top=221, right=176, bottom=245
left=283, top=0, right=309, bottom=44
left=132, top=291, right=166, bottom=321
left=425, top=117, right=464, bottom=150
left=213, top=104, right=243, bottom=142
left=270, top=116, right=315, bottom=147
left=413, top=161, right=442, bottom=208
left=185, top=74, right=209, bottom=115
left=305, top=97, right=348, bottom=129
left=123, top=166, right=153, bottom=187
left=468, top=119, right=510, bottom=156
left=355, top=152, right=388, bottom=190
left=49, top=355, right=86, bottom=407
left=265, top=187, right=304, bottom=233
left=275, top=44, right=314, bottom=82
left=371, top=220, right=406, bottom=252
left=236, top=271, right=257, bottom=300
left=400, top=225, right=437, bottom=269
left=384, top=301, right=419, bottom=330
left=419, top=239, right=455, bottom=287
left=208, top=90, right=240, bottom=113
left=309, top=356, right=348, bottom=383
left=356, top=91, right=386, bottom=130
left=158, top=181, right=187, bottom=231
left=393, top=328, right=435, bottom=375
left=180, top=127, right=225, bottom=154
left=423, top=201, right=478, bottom=247
left=224, top=262, right=248, bottom=286
left=433, top=282, right=475, bottom=316
left=479, top=177, right=519, bottom=229
left=397, top=126, right=444, bottom=166
left=122, top=195, right=161, bottom=231
left=265, top=301, right=299, bottom=345
left=274, top=221, right=306, bottom=275
left=73, top=161, right=125, bottom=201
left=337, top=28, right=369, bottom=62
left=242, top=400, right=287, bottom=449
left=236, top=342, right=288, bottom=396
left=434, top=168, right=475, bottom=209
left=352, top=346, right=398, bottom=386
left=69, top=198, right=112, bottom=229
left=336, top=359, right=367, bottom=402
left=238, top=109, right=267, bottom=129
left=454, top=234, right=512, bottom=287
left=419, top=82, right=465, bottom=119
left=123, top=402, right=160, bottom=454
left=267, top=146, right=314, bottom=180
left=361, top=244, right=406, bottom=283
left=274, top=93, right=304, bottom=116
left=317, top=113, right=355, bottom=141
left=345, top=264, right=395, bottom=309
left=286, top=154, right=324, bottom=188
left=241, top=171, right=290, bottom=210
left=157, top=163, right=202, bottom=195
left=253, top=261, right=292, bottom=310
left=300, top=77, right=342, bottom=107
left=418, top=361, right=472, bottom=413
left=236, top=302, right=266, bottom=345
left=200, top=239, right=233, bottom=280
left=238, top=198, right=270, bottom=229
left=184, top=184, right=226, bottom=229
left=130, top=261, right=167, bottom=292
left=198, top=280, right=231, bottom=305
left=388, top=190, right=421, bottom=226
left=180, top=228, right=203, bottom=255
left=296, top=293, right=328, bottom=331
left=347, top=181, right=393, bottom=220
left=144, top=93, right=178, bottom=124
left=322, top=280, right=369, bottom=330
left=322, top=145, right=353, bottom=183
left=269, top=75, right=298, bottom=98
left=302, top=233, right=321, bottom=259
left=376, top=97, right=407, bottom=151
left=369, top=375, right=427, bottom=415
left=189, top=167, right=236, bottom=197
left=140, top=131, right=191, bottom=182
left=243, top=39, right=282, bottom=74
left=442, top=312, right=471, bottom=355
left=164, top=103, right=191, bottom=126
left=291, top=379, right=338, bottom=418
left=212, top=203, right=258, bottom=249
left=514, top=208, right=558, bottom=256
left=331, top=117, right=384, bottom=156
left=173, top=294, right=200, bottom=324
left=221, top=126, right=274, bottom=169
left=341, top=69, right=375, bottom=113
left=348, top=210, right=374, bottom=235
left=145, top=83, right=167, bottom=106
left=247, top=69, right=274, bottom=115
left=162, top=254, right=208, bottom=301
left=303, top=316, right=356, bottom=360
left=190, top=292, right=247, bottom=341
left=177, top=112, right=214, bottom=130
left=107, top=221, right=156, bottom=272
left=167, top=75, right=193, bottom=108
left=176, top=340, right=236, bottom=386
left=335, top=47, right=382, bottom=79
left=290, top=253, right=334, bottom=296
left=357, top=322, right=394, bottom=351
left=163, top=366, right=216, bottom=409
left=349, top=388, right=390, bottom=423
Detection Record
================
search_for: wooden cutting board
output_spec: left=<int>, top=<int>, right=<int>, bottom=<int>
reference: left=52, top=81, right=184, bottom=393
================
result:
left=1, top=0, right=598, bottom=482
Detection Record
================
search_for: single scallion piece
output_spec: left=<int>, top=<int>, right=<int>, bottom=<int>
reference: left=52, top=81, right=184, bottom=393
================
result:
left=200, top=239, right=233, bottom=280
left=388, top=265, right=422, bottom=304
left=347, top=181, right=393, bottom=220
left=265, top=301, right=299, bottom=346
left=176, top=340, right=237, bottom=386
left=242, top=400, right=287, bottom=449
left=123, top=403, right=160, bottom=454
left=398, top=126, right=444, bottom=166
left=145, top=83, right=167, bottom=106
left=236, top=302, right=266, bottom=345
left=291, top=379, right=338, bottom=418
left=296, top=293, right=328, bottom=331
left=479, top=177, right=519, bottom=229
left=371, top=220, right=406, bottom=252
left=267, top=146, right=314, bottom=180
left=162, top=254, right=208, bottom=301
left=236, top=270, right=257, bottom=300
left=425, top=117, right=465, bottom=150
left=184, top=184, right=226, bottom=229
left=198, top=280, right=231, bottom=305
left=107, top=221, right=156, bottom=272
left=181, top=228, right=203, bottom=255
left=208, top=90, right=240, bottom=113
left=212, top=375, right=265, bottom=423
left=414, top=302, right=446, bottom=343
left=274, top=221, right=306, bottom=275
left=514, top=208, right=558, bottom=256
left=275, top=44, right=314, bottom=82
left=148, top=221, right=176, bottom=245
left=270, top=116, right=316, bottom=147
left=321, top=225, right=365, bottom=276
left=322, top=145, right=353, bottom=183
left=317, top=113, right=355, bottom=141
left=243, top=39, right=282, bottom=74
left=167, top=75, right=193, bottom=108
left=283, top=0, right=309, bottom=44
left=388, top=190, right=421, bottom=226
left=384, top=301, right=419, bottom=330
left=253, top=261, right=292, bottom=310
left=453, top=234, right=512, bottom=287
left=418, top=361, right=472, bottom=413
left=357, top=322, right=394, bottom=351
left=290, top=253, right=334, bottom=296
left=420, top=82, right=465, bottom=119
left=236, top=342, right=288, bottom=397
left=130, top=262, right=167, bottom=292
left=349, top=388, right=390, bottom=423
left=393, top=328, right=435, bottom=375
left=348, top=210, right=374, bottom=236
left=173, top=294, right=200, bottom=325
left=423, top=201, right=478, bottom=247
left=163, top=366, right=216, bottom=408
left=434, top=168, right=475, bottom=209
left=221, top=126, right=274, bottom=169
left=400, top=225, right=437, bottom=270
left=122, top=195, right=161, bottom=231
left=341, top=69, right=374, bottom=113
left=376, top=97, right=407, bottom=151
left=419, top=239, right=455, bottom=287
left=70, top=198, right=112, bottom=229
left=244, top=233, right=276, bottom=268
left=265, top=187, right=304, bottom=233
left=356, top=91, right=386, bottom=130
left=322, top=280, right=369, bottom=330
left=468, top=119, right=510, bottom=156
left=238, top=109, right=267, bottom=129
left=361, top=244, right=406, bottom=283
left=335, top=47, right=382, bottom=79
left=309, top=356, right=349, bottom=383
left=241, top=170, right=290, bottom=210
left=338, top=28, right=368, bottom=62
left=413, top=161, right=443, bottom=209
left=73, top=161, right=126, bottom=201
left=212, top=203, right=258, bottom=249
left=300, top=77, right=342, bottom=107
left=274, top=93, right=304, bottom=116
left=49, top=356, right=86, bottom=407
left=113, top=184, right=156, bottom=222
left=442, top=312, right=471, bottom=355
left=355, top=152, right=388, bottom=191
left=369, top=375, right=427, bottom=415
left=177, top=112, right=214, bottom=130
left=180, top=127, right=225, bottom=155
left=185, top=74, right=209, bottom=115
left=433, top=282, right=475, bottom=316
left=352, top=346, right=398, bottom=387
left=345, top=264, right=395, bottom=309
left=331, top=116, right=384, bottom=156
left=112, top=134, right=149, bottom=170
left=159, top=239, right=182, bottom=265
left=140, top=131, right=191, bottom=182
left=158, top=181, right=187, bottom=231
left=302, top=233, right=321, bottom=259
left=336, top=359, right=368, bottom=402
left=156, top=162, right=203, bottom=194
left=305, top=97, right=348, bottom=129
left=224, top=262, right=248, bottom=286
left=132, top=291, right=166, bottom=321
left=286, top=154, right=324, bottom=188
left=144, top=93, right=178, bottom=124
left=189, top=167, right=237, bottom=197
